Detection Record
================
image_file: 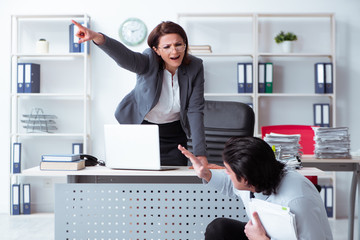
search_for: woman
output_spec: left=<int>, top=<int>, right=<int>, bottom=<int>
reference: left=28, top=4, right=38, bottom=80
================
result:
left=72, top=20, right=207, bottom=166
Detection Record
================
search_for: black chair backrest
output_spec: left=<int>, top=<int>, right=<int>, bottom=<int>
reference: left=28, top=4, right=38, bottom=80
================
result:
left=188, top=100, right=255, bottom=165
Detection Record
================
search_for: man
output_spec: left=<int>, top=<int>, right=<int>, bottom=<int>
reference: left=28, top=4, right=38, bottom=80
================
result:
left=178, top=136, right=333, bottom=240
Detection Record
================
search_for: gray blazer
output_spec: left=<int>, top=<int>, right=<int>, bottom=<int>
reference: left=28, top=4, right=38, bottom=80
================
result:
left=97, top=35, right=206, bottom=156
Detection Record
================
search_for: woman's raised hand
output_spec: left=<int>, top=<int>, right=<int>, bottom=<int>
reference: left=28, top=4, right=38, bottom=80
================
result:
left=71, top=20, right=105, bottom=45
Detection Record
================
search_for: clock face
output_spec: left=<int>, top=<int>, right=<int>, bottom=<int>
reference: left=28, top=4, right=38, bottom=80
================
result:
left=119, top=18, right=147, bottom=46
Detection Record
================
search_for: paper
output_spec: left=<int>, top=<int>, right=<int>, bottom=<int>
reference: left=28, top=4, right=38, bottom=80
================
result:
left=248, top=198, right=297, bottom=240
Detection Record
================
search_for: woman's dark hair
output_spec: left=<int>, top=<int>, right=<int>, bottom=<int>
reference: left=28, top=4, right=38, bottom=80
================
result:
left=147, top=21, right=190, bottom=66
left=222, top=136, right=285, bottom=195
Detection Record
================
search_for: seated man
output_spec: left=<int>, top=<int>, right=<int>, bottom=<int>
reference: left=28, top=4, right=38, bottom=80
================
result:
left=178, top=136, right=332, bottom=240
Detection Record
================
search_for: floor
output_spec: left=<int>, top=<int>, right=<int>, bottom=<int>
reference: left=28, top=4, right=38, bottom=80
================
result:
left=0, top=213, right=357, bottom=240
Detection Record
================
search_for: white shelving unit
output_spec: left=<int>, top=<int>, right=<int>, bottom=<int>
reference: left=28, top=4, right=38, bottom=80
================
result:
left=178, top=13, right=337, bottom=218
left=9, top=14, right=91, bottom=214
left=178, top=13, right=336, bottom=136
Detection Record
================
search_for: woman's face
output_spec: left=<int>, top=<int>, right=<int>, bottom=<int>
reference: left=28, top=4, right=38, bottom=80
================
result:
left=154, top=33, right=186, bottom=75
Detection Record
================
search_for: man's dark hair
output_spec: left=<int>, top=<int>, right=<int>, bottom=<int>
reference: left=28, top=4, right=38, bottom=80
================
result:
left=222, top=136, right=285, bottom=195
left=147, top=21, right=190, bottom=66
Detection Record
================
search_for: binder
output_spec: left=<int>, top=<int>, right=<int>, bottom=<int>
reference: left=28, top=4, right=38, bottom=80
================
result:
left=322, top=104, right=330, bottom=127
left=69, top=23, right=81, bottom=52
left=325, top=63, right=333, bottom=93
left=72, top=143, right=83, bottom=154
left=325, top=185, right=334, bottom=218
left=313, top=104, right=322, bottom=127
left=17, top=63, right=24, bottom=93
left=24, top=63, right=40, bottom=93
left=245, top=63, right=253, bottom=93
left=23, top=184, right=31, bottom=214
left=237, top=63, right=245, bottom=93
left=265, top=63, right=273, bottom=93
left=12, top=184, right=20, bottom=215
left=258, top=63, right=265, bottom=93
left=12, top=142, right=21, bottom=173
left=315, top=63, right=325, bottom=93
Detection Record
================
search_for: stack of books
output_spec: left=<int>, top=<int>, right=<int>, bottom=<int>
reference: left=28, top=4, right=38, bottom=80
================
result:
left=188, top=45, right=212, bottom=54
left=313, top=127, right=351, bottom=159
left=40, top=154, right=85, bottom=170
left=263, top=133, right=302, bottom=169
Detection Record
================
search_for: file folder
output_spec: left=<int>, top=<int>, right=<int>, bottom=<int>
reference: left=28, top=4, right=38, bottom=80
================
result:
left=245, top=63, right=253, bottom=93
left=17, top=63, right=24, bottom=93
left=313, top=104, right=323, bottom=127
left=237, top=63, right=245, bottom=93
left=249, top=198, right=297, bottom=240
left=315, top=63, right=325, bottom=93
left=265, top=63, right=273, bottom=93
left=24, top=63, right=40, bottom=93
left=12, top=184, right=20, bottom=215
left=322, top=104, right=330, bottom=127
left=23, top=184, right=31, bottom=214
left=325, top=185, right=334, bottom=218
left=12, top=142, right=21, bottom=173
left=258, top=63, right=265, bottom=93
left=72, top=143, right=83, bottom=154
left=325, top=63, right=333, bottom=93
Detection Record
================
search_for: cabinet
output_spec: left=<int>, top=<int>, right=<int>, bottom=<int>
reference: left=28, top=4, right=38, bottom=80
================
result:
left=178, top=13, right=336, bottom=136
left=178, top=13, right=337, bottom=218
left=9, top=14, right=91, bottom=213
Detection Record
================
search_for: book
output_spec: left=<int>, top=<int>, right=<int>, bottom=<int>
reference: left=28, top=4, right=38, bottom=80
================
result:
left=41, top=154, right=81, bottom=162
left=188, top=45, right=212, bottom=53
left=40, top=160, right=85, bottom=171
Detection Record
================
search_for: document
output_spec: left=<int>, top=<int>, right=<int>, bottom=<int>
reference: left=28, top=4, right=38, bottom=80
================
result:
left=248, top=198, right=297, bottom=240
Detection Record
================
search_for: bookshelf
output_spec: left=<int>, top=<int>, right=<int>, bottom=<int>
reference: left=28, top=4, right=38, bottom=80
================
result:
left=178, top=13, right=337, bottom=218
left=9, top=14, right=91, bottom=214
left=177, top=13, right=336, bottom=136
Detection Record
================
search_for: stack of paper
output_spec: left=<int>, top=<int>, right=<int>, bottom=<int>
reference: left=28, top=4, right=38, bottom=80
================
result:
left=313, top=127, right=351, bottom=159
left=263, top=133, right=302, bottom=169
left=248, top=198, right=297, bottom=240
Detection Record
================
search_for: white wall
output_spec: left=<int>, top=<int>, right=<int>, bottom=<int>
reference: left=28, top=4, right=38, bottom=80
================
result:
left=1, top=0, right=359, bottom=217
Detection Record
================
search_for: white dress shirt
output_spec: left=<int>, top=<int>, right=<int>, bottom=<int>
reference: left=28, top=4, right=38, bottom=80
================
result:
left=145, top=69, right=181, bottom=124
left=206, top=170, right=333, bottom=240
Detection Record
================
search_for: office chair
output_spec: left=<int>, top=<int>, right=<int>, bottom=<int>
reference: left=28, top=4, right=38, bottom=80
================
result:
left=188, top=100, right=255, bottom=165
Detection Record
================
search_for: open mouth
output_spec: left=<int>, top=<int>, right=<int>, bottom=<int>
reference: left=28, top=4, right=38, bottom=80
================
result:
left=170, top=55, right=180, bottom=60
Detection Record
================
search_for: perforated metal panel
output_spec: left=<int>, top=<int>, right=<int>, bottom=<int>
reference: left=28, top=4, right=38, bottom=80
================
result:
left=55, top=183, right=247, bottom=240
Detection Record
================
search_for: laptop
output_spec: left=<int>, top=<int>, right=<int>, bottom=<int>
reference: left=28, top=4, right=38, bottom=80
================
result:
left=104, top=124, right=177, bottom=170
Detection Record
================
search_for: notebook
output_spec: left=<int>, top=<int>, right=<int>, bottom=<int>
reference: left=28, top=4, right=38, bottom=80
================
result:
left=104, top=124, right=177, bottom=170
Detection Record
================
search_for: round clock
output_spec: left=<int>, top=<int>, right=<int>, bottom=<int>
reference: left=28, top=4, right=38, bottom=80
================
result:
left=119, top=18, right=148, bottom=46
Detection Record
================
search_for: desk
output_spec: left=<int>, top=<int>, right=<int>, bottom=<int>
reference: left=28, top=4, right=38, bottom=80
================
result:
left=301, top=155, right=360, bottom=240
left=22, top=166, right=322, bottom=240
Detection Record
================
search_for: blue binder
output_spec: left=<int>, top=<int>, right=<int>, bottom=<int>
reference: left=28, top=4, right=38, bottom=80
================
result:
left=245, top=63, right=253, bottom=93
left=315, top=63, right=325, bottom=93
left=325, top=63, right=333, bottom=93
left=17, top=63, right=25, bottom=93
left=12, top=142, right=21, bottom=173
left=237, top=63, right=245, bottom=93
left=69, top=23, right=81, bottom=52
left=23, top=184, right=31, bottom=214
left=12, top=184, right=20, bottom=215
left=325, top=185, right=334, bottom=218
left=258, top=63, right=265, bottom=93
left=322, top=104, right=330, bottom=127
left=313, top=104, right=323, bottom=127
left=72, top=143, right=83, bottom=154
left=24, top=63, right=40, bottom=93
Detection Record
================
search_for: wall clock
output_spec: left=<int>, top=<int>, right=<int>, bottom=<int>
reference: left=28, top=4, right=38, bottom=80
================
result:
left=119, top=18, right=147, bottom=46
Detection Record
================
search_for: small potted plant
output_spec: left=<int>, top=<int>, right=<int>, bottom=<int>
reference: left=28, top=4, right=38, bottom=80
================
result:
left=274, top=31, right=297, bottom=53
